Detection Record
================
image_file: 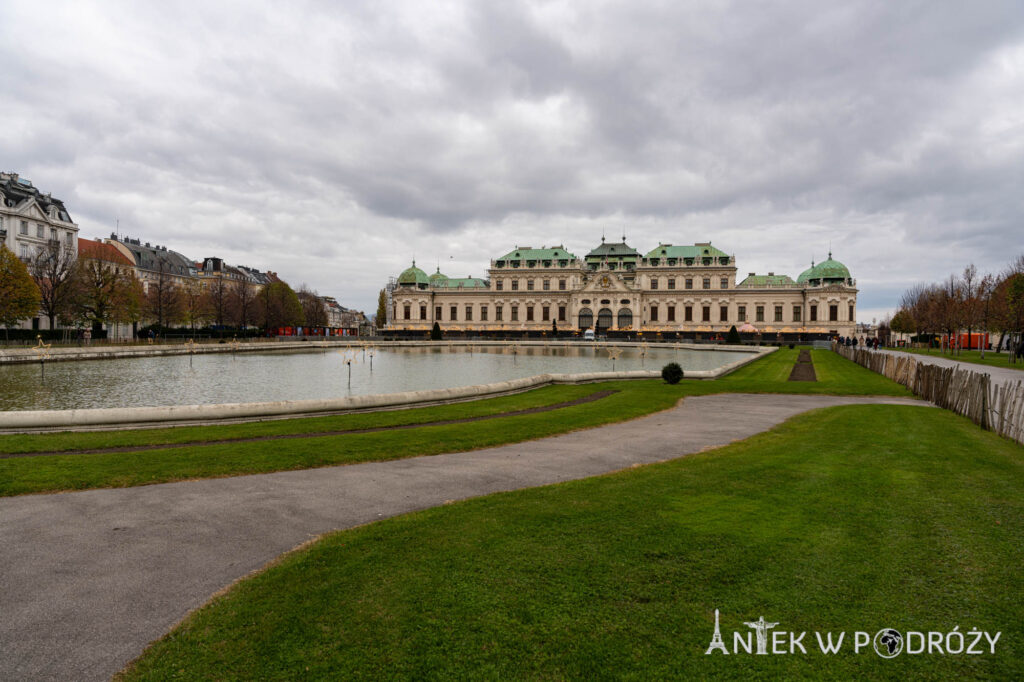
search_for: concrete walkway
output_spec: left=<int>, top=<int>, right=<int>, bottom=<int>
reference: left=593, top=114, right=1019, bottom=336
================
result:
left=0, top=393, right=926, bottom=681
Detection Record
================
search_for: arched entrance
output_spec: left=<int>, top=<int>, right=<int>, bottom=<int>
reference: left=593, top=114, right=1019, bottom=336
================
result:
left=578, top=308, right=593, bottom=330
left=617, top=308, right=633, bottom=329
left=597, top=308, right=613, bottom=331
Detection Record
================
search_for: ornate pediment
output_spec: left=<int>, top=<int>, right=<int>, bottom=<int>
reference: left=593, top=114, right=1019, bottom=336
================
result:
left=580, top=273, right=634, bottom=293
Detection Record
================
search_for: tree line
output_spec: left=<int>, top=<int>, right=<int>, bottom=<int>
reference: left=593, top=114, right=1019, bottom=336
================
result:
left=891, top=253, right=1024, bottom=354
left=0, top=242, right=327, bottom=338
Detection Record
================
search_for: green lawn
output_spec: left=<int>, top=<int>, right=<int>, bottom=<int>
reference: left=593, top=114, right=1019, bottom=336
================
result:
left=0, top=349, right=912, bottom=496
left=896, top=346, right=1024, bottom=372
left=119, top=404, right=1023, bottom=681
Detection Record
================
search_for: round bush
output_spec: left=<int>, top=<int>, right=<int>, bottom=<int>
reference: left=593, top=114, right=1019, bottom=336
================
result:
left=661, top=362, right=683, bottom=384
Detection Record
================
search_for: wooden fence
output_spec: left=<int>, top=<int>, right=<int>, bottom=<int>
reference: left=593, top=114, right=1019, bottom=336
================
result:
left=834, top=344, right=1024, bottom=446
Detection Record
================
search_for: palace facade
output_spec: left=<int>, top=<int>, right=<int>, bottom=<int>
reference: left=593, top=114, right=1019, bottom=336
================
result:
left=387, top=239, right=857, bottom=337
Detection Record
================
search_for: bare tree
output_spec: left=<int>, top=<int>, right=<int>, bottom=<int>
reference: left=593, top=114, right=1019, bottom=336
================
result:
left=231, top=280, right=257, bottom=330
left=29, top=240, right=78, bottom=331
left=297, top=285, right=328, bottom=328
left=144, top=261, right=183, bottom=330
left=207, top=276, right=231, bottom=328
left=181, top=279, right=212, bottom=335
left=960, top=264, right=980, bottom=350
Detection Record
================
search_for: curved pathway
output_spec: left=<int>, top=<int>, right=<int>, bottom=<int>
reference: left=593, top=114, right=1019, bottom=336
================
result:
left=0, top=393, right=926, bottom=681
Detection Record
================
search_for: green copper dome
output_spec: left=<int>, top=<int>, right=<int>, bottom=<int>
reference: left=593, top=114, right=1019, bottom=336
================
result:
left=428, top=267, right=449, bottom=285
left=797, top=253, right=851, bottom=285
left=397, top=261, right=429, bottom=287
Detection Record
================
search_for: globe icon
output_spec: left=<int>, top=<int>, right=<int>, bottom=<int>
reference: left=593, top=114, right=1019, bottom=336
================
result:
left=873, top=629, right=903, bottom=658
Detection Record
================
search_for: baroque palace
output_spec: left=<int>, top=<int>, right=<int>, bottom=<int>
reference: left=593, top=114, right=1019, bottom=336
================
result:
left=386, top=238, right=857, bottom=338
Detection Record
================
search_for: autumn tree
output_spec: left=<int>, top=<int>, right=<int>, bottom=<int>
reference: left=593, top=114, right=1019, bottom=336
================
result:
left=29, top=240, right=78, bottom=331
left=0, top=244, right=41, bottom=340
left=258, top=279, right=304, bottom=331
left=70, top=258, right=140, bottom=333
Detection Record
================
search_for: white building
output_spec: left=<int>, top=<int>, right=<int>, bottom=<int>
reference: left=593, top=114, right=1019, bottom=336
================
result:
left=0, top=172, right=80, bottom=330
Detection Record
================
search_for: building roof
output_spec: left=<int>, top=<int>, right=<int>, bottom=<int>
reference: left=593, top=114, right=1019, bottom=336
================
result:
left=585, top=239, right=639, bottom=260
left=644, top=242, right=729, bottom=260
left=397, top=261, right=429, bottom=286
left=738, top=274, right=796, bottom=287
left=796, top=253, right=852, bottom=284
left=112, top=236, right=196, bottom=277
left=434, top=277, right=488, bottom=289
left=428, top=267, right=449, bottom=284
left=495, top=246, right=577, bottom=263
left=0, top=172, right=75, bottom=224
left=78, top=238, right=133, bottom=266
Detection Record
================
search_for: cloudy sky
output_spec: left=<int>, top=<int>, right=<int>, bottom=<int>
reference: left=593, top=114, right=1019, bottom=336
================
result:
left=4, top=1, right=1023, bottom=321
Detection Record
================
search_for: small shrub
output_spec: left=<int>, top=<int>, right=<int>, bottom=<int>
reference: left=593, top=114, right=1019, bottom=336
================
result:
left=726, top=325, right=741, bottom=344
left=788, top=343, right=795, bottom=349
left=662, top=362, right=683, bottom=384
left=431, top=322, right=443, bottom=340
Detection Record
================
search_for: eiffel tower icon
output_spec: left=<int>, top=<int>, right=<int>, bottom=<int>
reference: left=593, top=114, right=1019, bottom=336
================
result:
left=705, top=609, right=729, bottom=655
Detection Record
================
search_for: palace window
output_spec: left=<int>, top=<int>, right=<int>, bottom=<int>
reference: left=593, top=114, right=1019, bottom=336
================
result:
left=496, top=279, right=503, bottom=291
left=435, top=306, right=442, bottom=320
left=36, top=224, right=44, bottom=238
left=703, top=277, right=711, bottom=290
left=721, top=277, right=728, bottom=289
left=403, top=305, right=411, bottom=320
left=810, top=304, right=818, bottom=321
left=543, top=279, right=550, bottom=291
left=558, top=305, right=566, bottom=322
left=720, top=306, right=728, bottom=322
left=685, top=306, right=693, bottom=322
left=775, top=306, right=783, bottom=322
left=527, top=279, right=534, bottom=291
left=559, top=279, right=566, bottom=291
left=20, top=244, right=29, bottom=259
left=793, top=306, right=801, bottom=322
left=481, top=306, right=488, bottom=321
left=20, top=220, right=28, bottom=235
left=542, top=306, right=550, bottom=321
left=420, top=305, right=427, bottom=319
left=685, top=278, right=693, bottom=289
left=617, top=308, right=632, bottom=328
left=526, top=306, right=534, bottom=321
left=511, top=306, right=519, bottom=322
left=465, top=305, right=473, bottom=321
left=756, top=306, right=765, bottom=322
left=667, top=277, right=676, bottom=290
left=703, top=306, right=711, bottom=322
left=650, top=305, right=659, bottom=322
left=496, top=305, right=503, bottom=321
left=50, top=228, right=57, bottom=241
left=738, top=306, right=746, bottom=322
left=512, top=279, right=519, bottom=291
left=651, top=277, right=659, bottom=290
left=667, top=305, right=676, bottom=322
left=849, top=304, right=854, bottom=321
left=830, top=305, right=838, bottom=322
left=450, top=305, right=457, bottom=321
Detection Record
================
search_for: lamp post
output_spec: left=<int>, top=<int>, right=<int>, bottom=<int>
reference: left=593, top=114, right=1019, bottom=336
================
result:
left=33, top=335, right=51, bottom=383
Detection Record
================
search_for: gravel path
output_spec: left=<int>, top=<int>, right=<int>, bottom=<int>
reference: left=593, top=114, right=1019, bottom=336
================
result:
left=0, top=393, right=926, bottom=681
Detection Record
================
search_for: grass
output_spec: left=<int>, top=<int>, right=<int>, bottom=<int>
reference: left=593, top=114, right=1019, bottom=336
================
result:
left=896, top=346, right=1024, bottom=372
left=119, top=405, right=1024, bottom=681
left=0, top=349, right=912, bottom=496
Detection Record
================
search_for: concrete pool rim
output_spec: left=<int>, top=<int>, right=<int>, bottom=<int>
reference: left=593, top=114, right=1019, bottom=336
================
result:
left=0, top=343, right=774, bottom=433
